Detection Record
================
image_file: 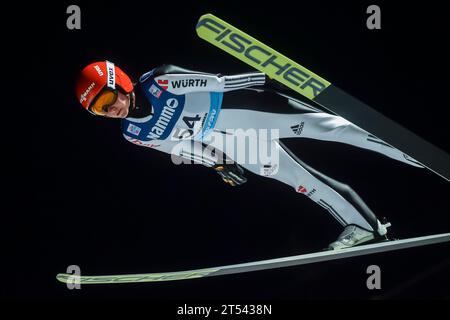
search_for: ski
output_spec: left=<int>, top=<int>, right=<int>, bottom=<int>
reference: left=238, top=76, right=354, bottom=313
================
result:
left=56, top=233, right=450, bottom=284
left=196, top=14, right=450, bottom=182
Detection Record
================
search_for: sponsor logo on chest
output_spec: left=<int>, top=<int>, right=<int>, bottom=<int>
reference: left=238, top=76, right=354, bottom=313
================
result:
left=171, top=79, right=208, bottom=89
left=147, top=98, right=179, bottom=140
left=157, top=79, right=169, bottom=90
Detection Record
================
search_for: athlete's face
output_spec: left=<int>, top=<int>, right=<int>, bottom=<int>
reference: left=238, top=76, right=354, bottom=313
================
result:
left=104, top=91, right=131, bottom=118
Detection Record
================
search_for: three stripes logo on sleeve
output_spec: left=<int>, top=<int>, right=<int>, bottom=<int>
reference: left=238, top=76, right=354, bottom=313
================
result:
left=224, top=73, right=265, bottom=89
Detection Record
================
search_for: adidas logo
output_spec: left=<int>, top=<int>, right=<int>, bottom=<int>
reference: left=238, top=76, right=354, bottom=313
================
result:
left=291, top=122, right=305, bottom=136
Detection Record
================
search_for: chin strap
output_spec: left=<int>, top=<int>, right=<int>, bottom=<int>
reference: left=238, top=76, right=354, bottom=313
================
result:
left=128, top=91, right=136, bottom=110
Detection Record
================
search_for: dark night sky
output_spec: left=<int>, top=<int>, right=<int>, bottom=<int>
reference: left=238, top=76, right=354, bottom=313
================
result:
left=5, top=0, right=450, bottom=305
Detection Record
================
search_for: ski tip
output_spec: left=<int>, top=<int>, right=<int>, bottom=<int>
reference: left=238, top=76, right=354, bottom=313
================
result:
left=198, top=13, right=216, bottom=21
left=196, top=13, right=214, bottom=36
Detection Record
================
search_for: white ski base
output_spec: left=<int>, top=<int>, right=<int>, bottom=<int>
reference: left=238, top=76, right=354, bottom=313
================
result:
left=57, top=233, right=450, bottom=284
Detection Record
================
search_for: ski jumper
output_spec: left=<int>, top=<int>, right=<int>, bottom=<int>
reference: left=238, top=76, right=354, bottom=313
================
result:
left=122, top=65, right=422, bottom=233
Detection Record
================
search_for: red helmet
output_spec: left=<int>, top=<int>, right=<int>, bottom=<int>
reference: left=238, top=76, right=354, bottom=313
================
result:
left=75, top=60, right=134, bottom=113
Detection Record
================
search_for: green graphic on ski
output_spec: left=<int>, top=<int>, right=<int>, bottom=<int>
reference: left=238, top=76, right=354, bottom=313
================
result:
left=56, top=268, right=219, bottom=284
left=56, top=233, right=450, bottom=284
left=196, top=13, right=450, bottom=182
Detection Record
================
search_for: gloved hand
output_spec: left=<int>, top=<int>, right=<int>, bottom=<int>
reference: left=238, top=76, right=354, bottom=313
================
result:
left=213, top=163, right=247, bottom=187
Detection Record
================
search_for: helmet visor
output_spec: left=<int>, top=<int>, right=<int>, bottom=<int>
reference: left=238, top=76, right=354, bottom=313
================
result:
left=89, top=89, right=118, bottom=115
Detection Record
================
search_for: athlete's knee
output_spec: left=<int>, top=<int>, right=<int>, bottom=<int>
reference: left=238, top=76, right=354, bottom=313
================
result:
left=333, top=181, right=356, bottom=197
left=329, top=117, right=353, bottom=133
left=312, top=114, right=353, bottom=136
left=343, top=185, right=358, bottom=198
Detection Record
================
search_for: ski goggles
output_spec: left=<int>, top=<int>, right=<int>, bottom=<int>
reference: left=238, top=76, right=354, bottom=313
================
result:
left=89, top=89, right=118, bottom=115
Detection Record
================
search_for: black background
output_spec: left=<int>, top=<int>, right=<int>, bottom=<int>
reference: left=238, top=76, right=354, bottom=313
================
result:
left=5, top=0, right=450, bottom=307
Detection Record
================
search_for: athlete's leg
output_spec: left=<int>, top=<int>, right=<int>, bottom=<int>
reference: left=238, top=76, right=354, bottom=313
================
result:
left=208, top=131, right=382, bottom=233
left=217, top=95, right=423, bottom=168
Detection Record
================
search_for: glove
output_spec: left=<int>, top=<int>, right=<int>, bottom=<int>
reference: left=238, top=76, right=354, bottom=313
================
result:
left=213, top=163, right=247, bottom=187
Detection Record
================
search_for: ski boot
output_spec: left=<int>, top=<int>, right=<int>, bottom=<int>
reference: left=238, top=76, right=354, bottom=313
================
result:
left=328, top=219, right=392, bottom=250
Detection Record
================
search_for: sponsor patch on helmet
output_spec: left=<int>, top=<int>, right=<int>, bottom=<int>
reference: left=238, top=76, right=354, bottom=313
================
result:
left=80, top=82, right=96, bottom=103
left=94, top=65, right=104, bottom=77
left=106, top=61, right=116, bottom=89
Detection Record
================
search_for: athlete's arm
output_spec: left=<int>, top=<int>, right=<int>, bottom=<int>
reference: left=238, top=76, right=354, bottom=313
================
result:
left=123, top=135, right=247, bottom=186
left=153, top=64, right=266, bottom=95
